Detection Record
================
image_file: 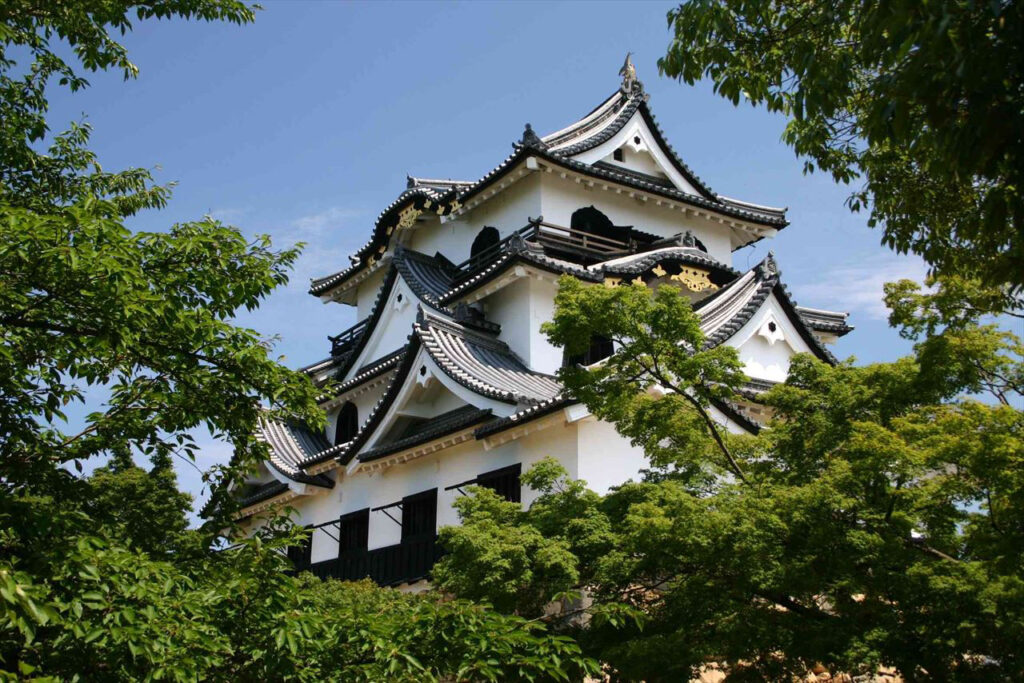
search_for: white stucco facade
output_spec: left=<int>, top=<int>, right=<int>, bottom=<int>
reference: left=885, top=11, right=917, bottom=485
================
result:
left=237, top=74, right=852, bottom=587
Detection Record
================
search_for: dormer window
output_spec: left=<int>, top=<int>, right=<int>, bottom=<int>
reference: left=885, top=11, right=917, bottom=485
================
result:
left=613, top=148, right=624, bottom=162
left=334, top=402, right=358, bottom=445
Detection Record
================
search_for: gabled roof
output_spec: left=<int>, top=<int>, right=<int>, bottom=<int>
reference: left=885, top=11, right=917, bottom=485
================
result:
left=392, top=246, right=458, bottom=310
left=309, top=79, right=788, bottom=301
left=694, top=254, right=838, bottom=364
left=541, top=84, right=720, bottom=203
left=358, top=405, right=494, bottom=464
left=417, top=311, right=562, bottom=405
left=254, top=418, right=335, bottom=488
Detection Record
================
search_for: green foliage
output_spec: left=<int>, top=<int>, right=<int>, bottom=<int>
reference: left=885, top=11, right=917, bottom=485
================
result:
left=438, top=278, right=1024, bottom=681
left=659, top=0, right=1024, bottom=294
left=0, top=3, right=596, bottom=680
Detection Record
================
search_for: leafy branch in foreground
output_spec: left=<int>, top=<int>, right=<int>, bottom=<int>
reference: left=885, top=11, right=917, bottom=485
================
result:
left=1, top=2, right=598, bottom=679
left=659, top=0, right=1024, bottom=295
left=436, top=276, right=1024, bottom=681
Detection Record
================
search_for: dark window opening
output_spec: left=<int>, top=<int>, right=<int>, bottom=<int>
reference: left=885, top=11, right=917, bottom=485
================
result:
left=470, top=226, right=500, bottom=268
left=570, top=206, right=617, bottom=242
left=337, top=509, right=369, bottom=557
left=334, top=402, right=358, bottom=445
left=613, top=148, right=624, bottom=162
left=287, top=525, right=312, bottom=571
left=401, top=488, right=437, bottom=541
left=477, top=464, right=522, bottom=503
left=564, top=334, right=614, bottom=367
left=768, top=321, right=777, bottom=333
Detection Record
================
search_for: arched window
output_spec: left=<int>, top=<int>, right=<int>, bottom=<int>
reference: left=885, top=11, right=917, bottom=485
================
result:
left=470, top=226, right=500, bottom=267
left=334, top=402, right=358, bottom=445
left=563, top=334, right=614, bottom=367
left=570, top=206, right=616, bottom=241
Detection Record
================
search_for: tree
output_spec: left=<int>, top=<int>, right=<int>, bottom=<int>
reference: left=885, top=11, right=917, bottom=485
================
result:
left=435, top=276, right=1024, bottom=681
left=0, top=3, right=596, bottom=679
left=658, top=0, right=1024, bottom=296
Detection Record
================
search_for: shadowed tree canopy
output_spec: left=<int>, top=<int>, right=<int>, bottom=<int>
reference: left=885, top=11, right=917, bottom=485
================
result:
left=658, top=0, right=1024, bottom=299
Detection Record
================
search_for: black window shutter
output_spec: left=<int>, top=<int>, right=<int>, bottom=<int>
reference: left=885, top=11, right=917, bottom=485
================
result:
left=401, top=489, right=437, bottom=541
left=337, top=509, right=369, bottom=557
left=476, top=464, right=522, bottom=503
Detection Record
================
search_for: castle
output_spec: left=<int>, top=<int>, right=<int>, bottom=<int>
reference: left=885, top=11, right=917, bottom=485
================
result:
left=232, top=62, right=852, bottom=586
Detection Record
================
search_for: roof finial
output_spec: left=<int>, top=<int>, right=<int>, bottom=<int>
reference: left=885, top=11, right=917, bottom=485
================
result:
left=619, top=52, right=641, bottom=94
left=520, top=123, right=547, bottom=150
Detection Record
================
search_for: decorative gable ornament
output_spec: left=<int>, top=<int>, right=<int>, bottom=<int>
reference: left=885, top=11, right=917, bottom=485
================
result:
left=757, top=315, right=787, bottom=346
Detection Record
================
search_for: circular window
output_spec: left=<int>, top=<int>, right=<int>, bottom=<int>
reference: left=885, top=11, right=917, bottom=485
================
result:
left=633, top=135, right=641, bottom=146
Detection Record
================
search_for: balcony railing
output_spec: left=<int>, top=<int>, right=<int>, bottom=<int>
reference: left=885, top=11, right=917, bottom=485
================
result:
left=451, top=217, right=639, bottom=284
left=306, top=536, right=444, bottom=587
left=328, top=318, right=369, bottom=358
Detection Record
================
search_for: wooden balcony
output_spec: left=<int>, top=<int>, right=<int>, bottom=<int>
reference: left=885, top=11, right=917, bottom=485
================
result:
left=452, top=217, right=641, bottom=282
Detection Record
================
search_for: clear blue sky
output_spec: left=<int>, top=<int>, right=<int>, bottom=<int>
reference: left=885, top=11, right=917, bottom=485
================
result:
left=45, top=0, right=933, bottom=512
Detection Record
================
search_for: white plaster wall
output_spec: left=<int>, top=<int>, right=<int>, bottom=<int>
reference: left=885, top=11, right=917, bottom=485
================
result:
left=537, top=173, right=734, bottom=264
left=575, top=417, right=648, bottom=494
left=728, top=295, right=814, bottom=384
left=288, top=415, right=582, bottom=563
left=482, top=278, right=533, bottom=365
left=526, top=277, right=563, bottom=376
left=598, top=148, right=668, bottom=180
left=354, top=267, right=387, bottom=318
left=407, top=175, right=543, bottom=265
left=344, top=278, right=417, bottom=381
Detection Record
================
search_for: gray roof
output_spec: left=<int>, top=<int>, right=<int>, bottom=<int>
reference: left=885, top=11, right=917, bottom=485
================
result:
left=694, top=254, right=838, bottom=363
left=795, top=306, right=854, bottom=336
left=359, top=405, right=494, bottom=463
left=392, top=247, right=457, bottom=309
left=416, top=311, right=562, bottom=405
left=254, top=419, right=335, bottom=488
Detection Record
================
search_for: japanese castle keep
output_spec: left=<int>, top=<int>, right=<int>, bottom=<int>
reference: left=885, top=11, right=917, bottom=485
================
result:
left=232, top=62, right=853, bottom=586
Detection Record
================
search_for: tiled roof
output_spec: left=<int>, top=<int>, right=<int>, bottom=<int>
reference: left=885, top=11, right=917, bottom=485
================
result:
left=316, top=347, right=405, bottom=404
left=237, top=481, right=289, bottom=509
left=474, top=395, right=574, bottom=439
left=255, top=418, right=335, bottom=488
left=392, top=247, right=458, bottom=309
left=795, top=306, right=854, bottom=336
left=596, top=245, right=739, bottom=281
left=694, top=254, right=837, bottom=364
left=439, top=242, right=600, bottom=305
left=407, top=176, right=474, bottom=192
left=416, top=311, right=563, bottom=405
left=309, top=186, right=455, bottom=296
left=358, top=405, right=494, bottom=463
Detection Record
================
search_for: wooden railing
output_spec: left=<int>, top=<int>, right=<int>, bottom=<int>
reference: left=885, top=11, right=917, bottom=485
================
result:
left=328, top=318, right=369, bottom=358
left=451, top=217, right=635, bottom=283
left=307, top=536, right=443, bottom=586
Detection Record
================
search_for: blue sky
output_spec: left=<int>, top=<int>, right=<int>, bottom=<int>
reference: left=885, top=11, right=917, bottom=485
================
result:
left=45, top=1, right=934, bottom=512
